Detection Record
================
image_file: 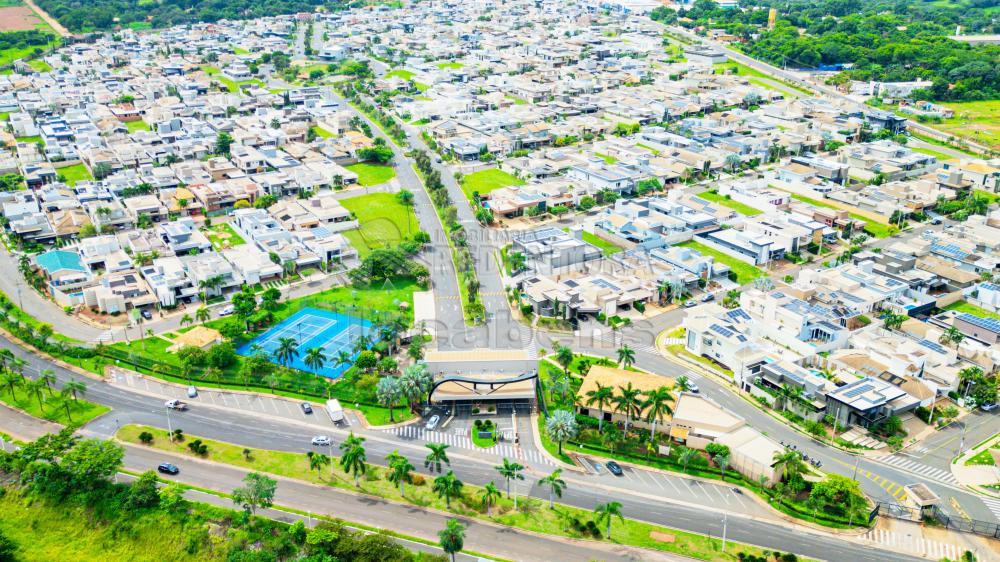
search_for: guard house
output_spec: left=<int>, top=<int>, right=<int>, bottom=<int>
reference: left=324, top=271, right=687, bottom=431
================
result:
left=423, top=350, right=539, bottom=414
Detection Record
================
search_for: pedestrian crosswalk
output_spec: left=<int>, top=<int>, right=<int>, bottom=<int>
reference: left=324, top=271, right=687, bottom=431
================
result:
left=873, top=454, right=960, bottom=485
left=383, top=424, right=553, bottom=466
left=981, top=497, right=1000, bottom=521
left=94, top=330, right=115, bottom=343
left=862, top=528, right=961, bottom=560
left=595, top=333, right=659, bottom=356
left=520, top=329, right=538, bottom=359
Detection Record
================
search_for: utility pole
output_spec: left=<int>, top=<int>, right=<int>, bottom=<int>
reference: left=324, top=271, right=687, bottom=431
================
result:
left=721, top=513, right=727, bottom=553
left=851, top=455, right=860, bottom=481
left=166, top=405, right=173, bottom=442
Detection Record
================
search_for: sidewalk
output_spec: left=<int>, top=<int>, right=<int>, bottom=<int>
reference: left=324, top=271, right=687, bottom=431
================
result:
left=951, top=433, right=1000, bottom=493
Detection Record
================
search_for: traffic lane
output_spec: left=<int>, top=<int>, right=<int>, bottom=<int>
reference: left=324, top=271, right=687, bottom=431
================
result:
left=125, top=445, right=688, bottom=562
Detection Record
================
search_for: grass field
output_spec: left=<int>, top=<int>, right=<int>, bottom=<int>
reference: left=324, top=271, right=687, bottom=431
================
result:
left=697, top=190, right=763, bottom=216
left=345, top=162, right=396, bottom=186
left=0, top=489, right=227, bottom=562
left=677, top=240, right=765, bottom=284
left=58, top=163, right=93, bottom=186
left=0, top=35, right=58, bottom=66
left=311, top=125, right=334, bottom=138
left=713, top=61, right=812, bottom=97
left=907, top=144, right=953, bottom=161
left=437, top=61, right=463, bottom=69
left=15, top=135, right=42, bottom=144
left=506, top=95, right=529, bottom=105
left=118, top=424, right=782, bottom=562
left=205, top=223, right=245, bottom=250
left=0, top=383, right=109, bottom=427
left=339, top=191, right=418, bottom=256
left=27, top=58, right=50, bottom=72
left=944, top=301, right=1000, bottom=321
left=384, top=68, right=429, bottom=91
left=460, top=168, right=525, bottom=201
left=564, top=228, right=622, bottom=256
left=126, top=120, right=151, bottom=133
left=787, top=193, right=895, bottom=238
left=594, top=152, right=618, bottom=164
left=934, top=100, right=1000, bottom=151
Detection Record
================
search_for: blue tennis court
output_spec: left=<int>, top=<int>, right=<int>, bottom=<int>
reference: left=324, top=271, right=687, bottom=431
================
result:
left=236, top=308, right=372, bottom=379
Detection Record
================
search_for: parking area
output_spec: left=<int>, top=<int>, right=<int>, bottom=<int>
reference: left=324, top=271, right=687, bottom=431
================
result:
left=577, top=455, right=775, bottom=519
left=108, top=368, right=335, bottom=429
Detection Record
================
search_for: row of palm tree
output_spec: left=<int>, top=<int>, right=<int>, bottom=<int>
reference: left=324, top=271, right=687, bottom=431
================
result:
left=583, top=380, right=675, bottom=435
left=0, top=356, right=87, bottom=421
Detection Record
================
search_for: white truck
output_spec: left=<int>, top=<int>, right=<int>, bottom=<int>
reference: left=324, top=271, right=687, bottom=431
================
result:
left=165, top=399, right=188, bottom=411
left=325, top=399, right=344, bottom=423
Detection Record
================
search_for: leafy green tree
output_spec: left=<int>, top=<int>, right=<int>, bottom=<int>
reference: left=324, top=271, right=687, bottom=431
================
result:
left=376, top=376, right=402, bottom=422
left=306, top=451, right=331, bottom=476
left=386, top=450, right=413, bottom=496
left=480, top=481, right=501, bottom=516
left=424, top=442, right=450, bottom=473
left=544, top=410, right=578, bottom=455
left=339, top=432, right=367, bottom=486
left=438, top=519, right=466, bottom=562
left=231, top=472, right=277, bottom=515
left=432, top=471, right=463, bottom=509
left=594, top=501, right=624, bottom=539
left=585, top=381, right=614, bottom=432
left=60, top=438, right=125, bottom=489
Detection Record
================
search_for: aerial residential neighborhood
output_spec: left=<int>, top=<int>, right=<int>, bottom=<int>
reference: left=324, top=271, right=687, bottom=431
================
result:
left=0, top=0, right=998, bottom=561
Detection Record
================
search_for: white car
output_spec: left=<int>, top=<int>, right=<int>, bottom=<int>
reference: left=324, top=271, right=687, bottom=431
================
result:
left=425, top=415, right=441, bottom=431
left=311, top=435, right=331, bottom=446
left=218, top=305, right=235, bottom=316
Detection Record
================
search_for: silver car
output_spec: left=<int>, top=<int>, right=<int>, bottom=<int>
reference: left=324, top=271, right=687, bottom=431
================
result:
left=311, top=435, right=331, bottom=446
left=425, top=415, right=441, bottom=431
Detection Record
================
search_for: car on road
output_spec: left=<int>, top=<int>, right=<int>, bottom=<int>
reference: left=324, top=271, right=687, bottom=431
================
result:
left=684, top=300, right=697, bottom=308
left=701, top=293, right=715, bottom=302
left=300, top=402, right=313, bottom=414
left=605, top=461, right=623, bottom=476
left=157, top=463, right=179, bottom=475
left=981, top=402, right=998, bottom=412
left=687, top=382, right=700, bottom=393
left=141, top=308, right=152, bottom=320
left=311, top=435, right=331, bottom=446
left=164, top=399, right=188, bottom=410
left=219, top=304, right=235, bottom=316
left=425, top=414, right=441, bottom=431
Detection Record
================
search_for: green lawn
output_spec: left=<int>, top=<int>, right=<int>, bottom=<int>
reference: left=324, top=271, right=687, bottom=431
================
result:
left=345, top=162, right=396, bottom=186
left=58, top=163, right=93, bottom=186
left=0, top=384, right=109, bottom=427
left=27, top=58, right=51, bottom=72
left=697, top=190, right=763, bottom=216
left=677, top=241, right=765, bottom=284
left=786, top=193, right=896, bottom=238
left=118, top=424, right=781, bottom=562
left=506, top=95, right=529, bottom=105
left=205, top=223, right=246, bottom=250
left=339, top=192, right=418, bottom=257
left=934, top=100, right=1000, bottom=151
left=201, top=66, right=263, bottom=92
left=311, top=125, right=334, bottom=138
left=563, top=228, right=622, bottom=256
left=232, top=46, right=251, bottom=55
left=384, top=68, right=415, bottom=80
left=944, top=301, right=1000, bottom=321
left=471, top=430, right=497, bottom=448
left=594, top=152, right=618, bottom=164
left=15, top=135, right=42, bottom=145
left=460, top=168, right=525, bottom=201
left=713, top=61, right=813, bottom=96
left=0, top=35, right=59, bottom=66
left=437, top=61, right=463, bottom=69
left=126, top=120, right=151, bottom=133
left=908, top=145, right=953, bottom=161
left=965, top=447, right=997, bottom=466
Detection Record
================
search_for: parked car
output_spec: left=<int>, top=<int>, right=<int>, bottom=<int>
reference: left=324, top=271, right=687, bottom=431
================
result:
left=687, top=382, right=700, bottom=393
left=141, top=309, right=153, bottom=320
left=219, top=305, right=235, bottom=316
left=981, top=402, right=998, bottom=412
left=606, top=461, right=623, bottom=476
left=701, top=293, right=715, bottom=302
left=425, top=414, right=441, bottom=431
left=186, top=385, right=198, bottom=398
left=157, top=463, right=179, bottom=475
left=311, top=435, right=331, bottom=446
left=301, top=403, right=313, bottom=414
left=684, top=300, right=697, bottom=308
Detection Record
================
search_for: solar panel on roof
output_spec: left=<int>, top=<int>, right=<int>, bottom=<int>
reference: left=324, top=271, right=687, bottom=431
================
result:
left=710, top=324, right=734, bottom=338
left=958, top=313, right=1000, bottom=332
left=917, top=339, right=947, bottom=354
left=843, top=383, right=873, bottom=398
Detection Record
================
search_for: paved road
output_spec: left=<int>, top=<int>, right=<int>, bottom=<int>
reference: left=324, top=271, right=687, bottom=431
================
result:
left=0, top=331, right=930, bottom=562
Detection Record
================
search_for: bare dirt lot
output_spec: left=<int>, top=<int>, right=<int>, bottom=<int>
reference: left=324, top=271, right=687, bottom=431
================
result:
left=0, top=5, right=42, bottom=32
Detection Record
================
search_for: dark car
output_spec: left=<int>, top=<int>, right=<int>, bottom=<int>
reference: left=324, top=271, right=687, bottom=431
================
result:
left=606, top=461, right=623, bottom=476
left=157, top=462, right=179, bottom=475
left=141, top=309, right=153, bottom=320
left=301, top=402, right=313, bottom=414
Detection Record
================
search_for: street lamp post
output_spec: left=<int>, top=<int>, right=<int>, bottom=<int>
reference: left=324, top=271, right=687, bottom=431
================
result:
left=166, top=405, right=173, bottom=442
left=721, top=513, right=727, bottom=553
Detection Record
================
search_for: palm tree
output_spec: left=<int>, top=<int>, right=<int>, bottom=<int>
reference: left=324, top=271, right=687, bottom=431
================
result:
left=438, top=519, right=466, bottom=562
left=723, top=289, right=740, bottom=309
left=544, top=409, right=578, bottom=455
left=38, top=369, right=56, bottom=395
left=481, top=481, right=502, bottom=516
left=303, top=347, right=327, bottom=375
left=713, top=452, right=730, bottom=479
left=1, top=370, right=23, bottom=399
left=387, top=450, right=414, bottom=496
left=612, top=382, right=643, bottom=433
left=62, top=379, right=86, bottom=401
left=539, top=469, right=566, bottom=509
left=642, top=386, right=674, bottom=437
left=339, top=432, right=367, bottom=486
left=424, top=442, right=450, bottom=473
left=274, top=337, right=300, bottom=367
left=585, top=381, right=614, bottom=432
left=940, top=326, right=964, bottom=348
left=432, top=471, right=463, bottom=509
left=27, top=378, right=46, bottom=410
left=195, top=306, right=210, bottom=324
left=617, top=344, right=635, bottom=368
left=495, top=458, right=525, bottom=500
left=678, top=446, right=697, bottom=472
left=675, top=375, right=692, bottom=392
left=772, top=450, right=805, bottom=483
left=555, top=345, right=574, bottom=376
left=306, top=451, right=331, bottom=476
left=594, top=501, right=624, bottom=539
left=879, top=309, right=906, bottom=331
left=376, top=376, right=402, bottom=423
left=336, top=349, right=353, bottom=371
left=180, top=314, right=194, bottom=328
